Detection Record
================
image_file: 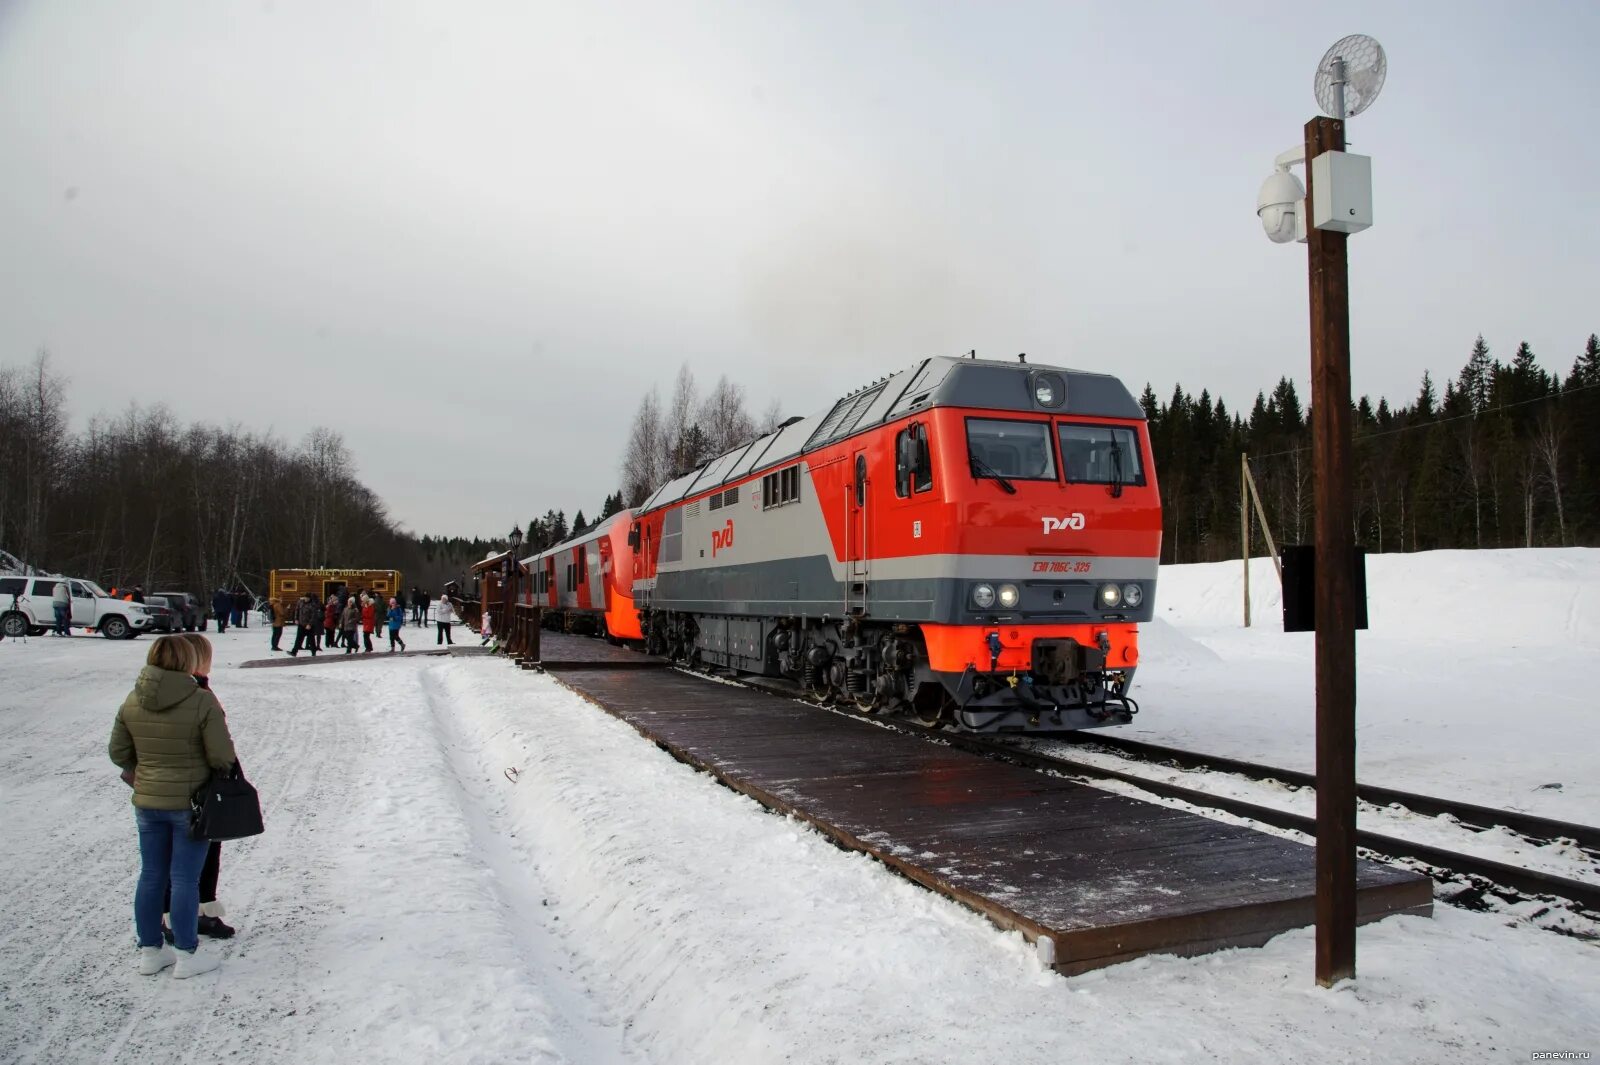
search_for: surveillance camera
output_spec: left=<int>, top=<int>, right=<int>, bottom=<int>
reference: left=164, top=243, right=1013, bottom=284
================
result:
left=1256, top=169, right=1306, bottom=244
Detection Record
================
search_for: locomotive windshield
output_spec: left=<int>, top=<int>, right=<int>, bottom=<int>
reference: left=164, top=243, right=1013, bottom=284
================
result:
left=965, top=418, right=1056, bottom=480
left=1059, top=424, right=1145, bottom=487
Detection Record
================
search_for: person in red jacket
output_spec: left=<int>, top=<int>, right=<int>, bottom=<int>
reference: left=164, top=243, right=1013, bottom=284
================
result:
left=360, top=593, right=377, bottom=653
left=323, top=596, right=339, bottom=649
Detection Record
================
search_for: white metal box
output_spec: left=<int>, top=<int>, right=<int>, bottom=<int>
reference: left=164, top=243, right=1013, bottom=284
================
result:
left=1310, top=150, right=1372, bottom=234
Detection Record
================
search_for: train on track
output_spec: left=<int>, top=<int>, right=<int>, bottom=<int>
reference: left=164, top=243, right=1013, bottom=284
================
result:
left=525, top=354, right=1162, bottom=732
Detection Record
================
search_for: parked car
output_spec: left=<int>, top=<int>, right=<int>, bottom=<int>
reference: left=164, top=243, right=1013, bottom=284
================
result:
left=139, top=600, right=178, bottom=633
left=148, top=591, right=206, bottom=631
left=0, top=575, right=160, bottom=639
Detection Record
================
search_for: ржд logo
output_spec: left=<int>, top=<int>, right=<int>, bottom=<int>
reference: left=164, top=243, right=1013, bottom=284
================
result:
left=1041, top=513, right=1086, bottom=534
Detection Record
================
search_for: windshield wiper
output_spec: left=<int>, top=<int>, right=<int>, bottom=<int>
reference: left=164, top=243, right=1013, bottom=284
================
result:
left=1107, top=432, right=1125, bottom=498
left=968, top=451, right=1017, bottom=494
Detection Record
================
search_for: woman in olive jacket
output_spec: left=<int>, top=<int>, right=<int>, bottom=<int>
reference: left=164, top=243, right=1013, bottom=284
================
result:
left=109, top=634, right=236, bottom=978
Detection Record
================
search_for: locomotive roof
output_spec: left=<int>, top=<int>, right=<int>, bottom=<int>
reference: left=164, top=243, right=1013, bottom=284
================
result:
left=637, top=355, right=1143, bottom=514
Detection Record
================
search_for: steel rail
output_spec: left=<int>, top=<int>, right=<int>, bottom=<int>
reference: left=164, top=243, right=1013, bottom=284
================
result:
left=1048, top=732, right=1600, bottom=852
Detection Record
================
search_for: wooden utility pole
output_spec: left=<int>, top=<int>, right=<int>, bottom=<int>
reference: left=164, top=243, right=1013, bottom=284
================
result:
left=1242, top=452, right=1252, bottom=627
left=1305, top=114, right=1358, bottom=987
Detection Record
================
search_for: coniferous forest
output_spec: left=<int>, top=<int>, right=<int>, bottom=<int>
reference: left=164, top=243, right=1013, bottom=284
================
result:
left=1149, top=334, right=1599, bottom=564
left=4, top=334, right=1597, bottom=599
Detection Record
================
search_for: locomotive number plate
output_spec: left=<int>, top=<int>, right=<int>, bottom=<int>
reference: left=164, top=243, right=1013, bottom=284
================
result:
left=1032, top=560, right=1093, bottom=574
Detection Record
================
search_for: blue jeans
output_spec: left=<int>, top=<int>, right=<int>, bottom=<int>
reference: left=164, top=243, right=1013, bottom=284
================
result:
left=134, top=807, right=210, bottom=951
left=53, top=603, right=70, bottom=635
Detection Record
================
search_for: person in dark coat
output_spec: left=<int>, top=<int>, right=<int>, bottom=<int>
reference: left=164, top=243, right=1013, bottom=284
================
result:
left=153, top=634, right=235, bottom=940
left=339, top=597, right=360, bottom=654
left=290, top=594, right=320, bottom=656
left=410, top=587, right=422, bottom=625
left=132, top=585, right=146, bottom=603
left=211, top=588, right=231, bottom=633
left=232, top=588, right=249, bottom=629
left=417, top=590, right=432, bottom=628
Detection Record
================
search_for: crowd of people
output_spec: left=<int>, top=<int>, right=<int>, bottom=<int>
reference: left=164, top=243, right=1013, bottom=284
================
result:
left=209, top=588, right=254, bottom=633
left=261, top=585, right=457, bottom=656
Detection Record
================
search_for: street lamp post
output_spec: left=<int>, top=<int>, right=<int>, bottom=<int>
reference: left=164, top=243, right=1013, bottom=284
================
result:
left=504, top=524, right=523, bottom=644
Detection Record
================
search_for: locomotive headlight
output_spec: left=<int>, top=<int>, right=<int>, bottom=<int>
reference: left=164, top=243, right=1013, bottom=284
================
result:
left=971, top=583, right=997, bottom=609
left=1121, top=583, right=1143, bottom=608
left=997, top=583, right=1020, bottom=609
left=1097, top=582, right=1122, bottom=609
left=1032, top=372, right=1065, bottom=408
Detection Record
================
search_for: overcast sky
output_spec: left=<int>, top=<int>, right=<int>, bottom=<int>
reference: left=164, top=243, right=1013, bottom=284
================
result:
left=2, top=1, right=1596, bottom=538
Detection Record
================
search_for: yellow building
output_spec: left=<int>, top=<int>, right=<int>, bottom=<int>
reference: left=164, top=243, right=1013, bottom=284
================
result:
left=268, top=568, right=404, bottom=604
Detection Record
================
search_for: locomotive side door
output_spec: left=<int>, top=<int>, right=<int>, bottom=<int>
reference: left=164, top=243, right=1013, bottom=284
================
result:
left=848, top=449, right=870, bottom=582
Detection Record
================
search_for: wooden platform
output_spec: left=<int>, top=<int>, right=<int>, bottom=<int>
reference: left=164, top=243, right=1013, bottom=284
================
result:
left=531, top=632, right=669, bottom=670
left=546, top=656, right=1433, bottom=976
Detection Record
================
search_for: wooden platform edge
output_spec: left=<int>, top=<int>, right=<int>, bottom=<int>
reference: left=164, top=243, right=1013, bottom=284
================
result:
left=236, top=646, right=491, bottom=669
left=545, top=671, right=1435, bottom=976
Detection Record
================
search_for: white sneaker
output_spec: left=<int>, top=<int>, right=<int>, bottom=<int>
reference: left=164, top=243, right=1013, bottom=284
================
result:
left=138, top=945, right=177, bottom=975
left=173, top=944, right=221, bottom=979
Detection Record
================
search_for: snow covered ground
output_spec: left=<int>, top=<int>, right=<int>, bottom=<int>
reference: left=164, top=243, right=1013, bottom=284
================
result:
left=2, top=550, right=1598, bottom=1064
left=1134, top=548, right=1600, bottom=823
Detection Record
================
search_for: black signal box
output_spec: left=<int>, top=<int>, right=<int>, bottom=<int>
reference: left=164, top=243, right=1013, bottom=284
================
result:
left=1281, top=545, right=1369, bottom=633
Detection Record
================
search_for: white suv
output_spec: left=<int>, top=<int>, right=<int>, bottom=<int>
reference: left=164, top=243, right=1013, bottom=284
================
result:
left=0, top=576, right=159, bottom=639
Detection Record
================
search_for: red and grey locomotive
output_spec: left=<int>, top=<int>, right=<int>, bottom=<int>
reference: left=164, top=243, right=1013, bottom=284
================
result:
left=530, top=354, right=1161, bottom=733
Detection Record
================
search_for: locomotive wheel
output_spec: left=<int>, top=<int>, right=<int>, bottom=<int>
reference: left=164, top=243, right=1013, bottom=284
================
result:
left=913, top=690, right=953, bottom=728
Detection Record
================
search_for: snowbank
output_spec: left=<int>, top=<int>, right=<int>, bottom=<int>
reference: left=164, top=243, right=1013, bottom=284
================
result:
left=1137, top=548, right=1600, bottom=821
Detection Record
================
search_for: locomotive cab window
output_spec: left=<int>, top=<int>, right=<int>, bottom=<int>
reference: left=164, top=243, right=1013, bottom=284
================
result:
left=895, top=422, right=933, bottom=497
left=965, top=418, right=1056, bottom=481
left=1058, top=424, right=1145, bottom=487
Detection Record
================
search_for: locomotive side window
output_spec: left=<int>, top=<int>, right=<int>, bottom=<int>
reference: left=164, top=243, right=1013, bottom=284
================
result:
left=965, top=418, right=1057, bottom=481
left=1059, top=424, right=1146, bottom=487
left=660, top=507, right=684, bottom=563
left=895, top=422, right=933, bottom=497
left=762, top=465, right=802, bottom=510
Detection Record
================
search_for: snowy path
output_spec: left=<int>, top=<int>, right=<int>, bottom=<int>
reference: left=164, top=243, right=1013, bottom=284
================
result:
left=3, top=623, right=1600, bottom=1064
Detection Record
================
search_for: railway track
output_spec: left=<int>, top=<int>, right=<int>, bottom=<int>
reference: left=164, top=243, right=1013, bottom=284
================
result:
left=911, top=727, right=1600, bottom=921
left=1047, top=731, right=1600, bottom=852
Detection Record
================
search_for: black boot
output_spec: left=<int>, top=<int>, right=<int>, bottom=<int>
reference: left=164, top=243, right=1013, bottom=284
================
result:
left=197, top=914, right=235, bottom=939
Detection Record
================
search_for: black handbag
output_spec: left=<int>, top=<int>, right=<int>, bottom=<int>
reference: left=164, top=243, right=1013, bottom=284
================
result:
left=190, top=764, right=265, bottom=841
